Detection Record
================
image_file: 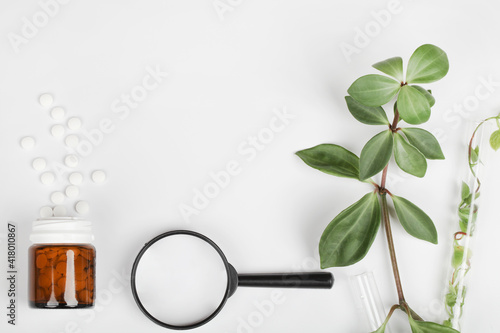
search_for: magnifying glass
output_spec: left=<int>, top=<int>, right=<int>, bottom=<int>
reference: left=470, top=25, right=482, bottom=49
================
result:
left=131, top=230, right=333, bottom=330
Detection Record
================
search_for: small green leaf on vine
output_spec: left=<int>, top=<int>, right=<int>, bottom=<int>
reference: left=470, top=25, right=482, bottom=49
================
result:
left=460, top=181, right=470, bottom=202
left=489, top=129, right=500, bottom=151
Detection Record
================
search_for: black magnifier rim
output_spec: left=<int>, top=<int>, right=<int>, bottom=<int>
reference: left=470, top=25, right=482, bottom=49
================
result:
left=131, top=230, right=232, bottom=330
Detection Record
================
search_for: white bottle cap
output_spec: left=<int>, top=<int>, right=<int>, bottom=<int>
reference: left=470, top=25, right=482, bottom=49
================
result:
left=30, top=217, right=94, bottom=244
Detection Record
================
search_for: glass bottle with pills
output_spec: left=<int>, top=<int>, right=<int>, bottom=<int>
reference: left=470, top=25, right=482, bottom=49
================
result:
left=29, top=218, right=96, bottom=308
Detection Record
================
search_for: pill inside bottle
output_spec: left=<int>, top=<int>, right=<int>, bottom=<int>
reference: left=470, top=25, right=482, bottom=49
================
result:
left=29, top=218, right=95, bottom=309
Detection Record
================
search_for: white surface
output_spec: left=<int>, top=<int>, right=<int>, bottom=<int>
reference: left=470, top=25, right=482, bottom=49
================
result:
left=1, top=0, right=500, bottom=332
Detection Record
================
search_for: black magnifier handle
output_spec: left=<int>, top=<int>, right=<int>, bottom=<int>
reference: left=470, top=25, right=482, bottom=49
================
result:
left=237, top=272, right=334, bottom=289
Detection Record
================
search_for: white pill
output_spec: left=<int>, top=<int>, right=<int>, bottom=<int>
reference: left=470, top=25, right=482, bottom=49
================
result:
left=50, top=191, right=65, bottom=204
left=91, top=170, right=106, bottom=183
left=65, top=185, right=79, bottom=198
left=69, top=172, right=83, bottom=185
left=20, top=136, right=35, bottom=150
left=51, top=106, right=65, bottom=120
left=51, top=124, right=65, bottom=138
left=64, top=154, right=79, bottom=168
left=75, top=201, right=90, bottom=215
left=32, top=157, right=47, bottom=171
left=39, top=93, right=53, bottom=107
left=65, top=134, right=79, bottom=148
left=67, top=117, right=82, bottom=130
left=40, top=206, right=53, bottom=218
left=40, top=172, right=55, bottom=185
left=53, top=205, right=67, bottom=217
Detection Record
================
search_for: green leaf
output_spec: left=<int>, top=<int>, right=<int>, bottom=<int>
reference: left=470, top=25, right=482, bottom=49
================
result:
left=319, top=192, right=381, bottom=268
left=452, top=245, right=465, bottom=268
left=461, top=181, right=470, bottom=202
left=489, top=129, right=500, bottom=151
left=406, top=44, right=449, bottom=84
left=359, top=130, right=394, bottom=180
left=470, top=146, right=479, bottom=164
left=345, top=96, right=390, bottom=125
left=401, top=128, right=445, bottom=160
left=408, top=316, right=460, bottom=333
left=412, top=85, right=435, bottom=107
left=296, top=144, right=360, bottom=179
left=397, top=85, right=431, bottom=125
left=458, top=206, right=478, bottom=223
left=347, top=74, right=401, bottom=107
left=373, top=57, right=403, bottom=82
left=445, top=285, right=457, bottom=308
left=391, top=195, right=438, bottom=244
left=393, top=132, right=427, bottom=177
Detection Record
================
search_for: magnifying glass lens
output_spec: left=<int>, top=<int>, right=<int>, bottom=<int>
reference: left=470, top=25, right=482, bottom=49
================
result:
left=134, top=234, right=228, bottom=326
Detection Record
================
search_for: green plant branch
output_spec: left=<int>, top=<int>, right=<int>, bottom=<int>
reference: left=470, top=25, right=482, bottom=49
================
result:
left=379, top=187, right=405, bottom=303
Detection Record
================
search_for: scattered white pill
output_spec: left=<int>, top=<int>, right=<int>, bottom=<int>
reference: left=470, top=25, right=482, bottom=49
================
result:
left=40, top=172, right=55, bottom=185
left=64, top=154, right=79, bottom=168
left=20, top=136, right=35, bottom=150
left=65, top=134, right=79, bottom=148
left=50, top=191, right=65, bottom=204
left=51, top=124, right=65, bottom=137
left=69, top=172, right=83, bottom=185
left=32, top=157, right=47, bottom=171
left=65, top=185, right=79, bottom=198
left=75, top=201, right=90, bottom=215
left=67, top=117, right=82, bottom=130
left=39, top=93, right=53, bottom=107
left=91, top=170, right=106, bottom=183
left=51, top=106, right=65, bottom=120
left=40, top=206, right=53, bottom=218
left=53, top=205, right=67, bottom=217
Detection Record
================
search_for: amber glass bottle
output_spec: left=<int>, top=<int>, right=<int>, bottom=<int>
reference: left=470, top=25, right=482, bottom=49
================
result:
left=29, top=218, right=95, bottom=308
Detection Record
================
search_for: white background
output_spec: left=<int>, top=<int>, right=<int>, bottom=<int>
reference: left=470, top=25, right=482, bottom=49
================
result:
left=1, top=0, right=500, bottom=332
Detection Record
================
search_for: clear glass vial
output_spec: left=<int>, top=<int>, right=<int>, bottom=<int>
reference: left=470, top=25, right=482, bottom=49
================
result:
left=29, top=218, right=95, bottom=308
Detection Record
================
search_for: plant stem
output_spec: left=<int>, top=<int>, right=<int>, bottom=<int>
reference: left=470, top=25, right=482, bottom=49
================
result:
left=378, top=108, right=406, bottom=304
left=380, top=191, right=406, bottom=303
